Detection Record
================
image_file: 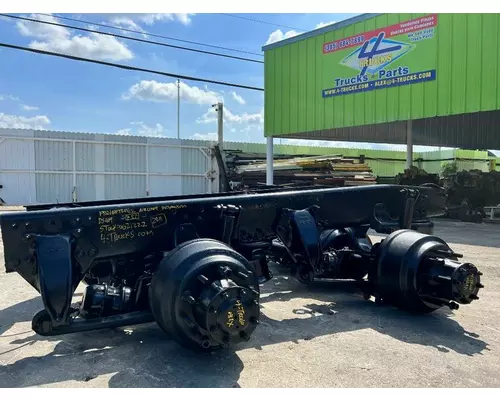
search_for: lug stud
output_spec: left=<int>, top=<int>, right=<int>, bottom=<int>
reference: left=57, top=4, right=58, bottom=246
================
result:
left=476, top=283, right=484, bottom=289
left=237, top=271, right=249, bottom=279
left=470, top=294, right=479, bottom=300
left=198, top=275, right=209, bottom=284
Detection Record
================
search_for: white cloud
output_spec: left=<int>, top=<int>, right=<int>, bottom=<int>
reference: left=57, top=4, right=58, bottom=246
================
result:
left=21, top=104, right=39, bottom=111
left=190, top=132, right=218, bottom=141
left=17, top=14, right=133, bottom=61
left=105, top=13, right=194, bottom=30
left=230, top=91, right=246, bottom=105
left=109, top=17, right=147, bottom=34
left=265, top=29, right=300, bottom=45
left=316, top=21, right=336, bottom=29
left=264, top=21, right=337, bottom=46
left=140, top=14, right=194, bottom=26
left=115, top=121, right=166, bottom=137
left=0, top=113, right=51, bottom=130
left=123, top=80, right=222, bottom=106
left=0, top=94, right=19, bottom=101
left=197, top=107, right=263, bottom=125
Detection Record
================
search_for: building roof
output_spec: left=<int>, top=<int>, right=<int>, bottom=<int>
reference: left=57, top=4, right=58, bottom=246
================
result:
left=261, top=13, right=383, bottom=52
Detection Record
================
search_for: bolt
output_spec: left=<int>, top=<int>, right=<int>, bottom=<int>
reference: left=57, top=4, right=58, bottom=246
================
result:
left=11, top=223, right=17, bottom=229
left=88, top=248, right=97, bottom=257
left=25, top=222, right=31, bottom=228
left=76, top=250, right=85, bottom=259
left=182, top=292, right=196, bottom=305
left=74, top=228, right=82, bottom=238
left=237, top=271, right=249, bottom=280
left=240, top=289, right=247, bottom=296
left=22, top=233, right=32, bottom=242
left=208, top=307, right=216, bottom=314
left=198, top=275, right=209, bottom=285
left=75, top=217, right=81, bottom=224
left=250, top=317, right=259, bottom=325
left=211, top=281, right=221, bottom=291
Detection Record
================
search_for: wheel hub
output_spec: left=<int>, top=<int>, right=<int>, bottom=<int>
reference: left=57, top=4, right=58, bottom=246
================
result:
left=195, top=277, right=260, bottom=346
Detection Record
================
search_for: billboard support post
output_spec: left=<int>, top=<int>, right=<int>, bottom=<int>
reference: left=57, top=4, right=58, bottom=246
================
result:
left=406, top=119, right=413, bottom=169
left=266, top=136, right=273, bottom=185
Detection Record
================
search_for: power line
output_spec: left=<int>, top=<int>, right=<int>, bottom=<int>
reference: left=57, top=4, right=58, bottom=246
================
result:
left=0, top=13, right=264, bottom=65
left=37, top=13, right=263, bottom=57
left=219, top=13, right=308, bottom=32
left=0, top=41, right=264, bottom=92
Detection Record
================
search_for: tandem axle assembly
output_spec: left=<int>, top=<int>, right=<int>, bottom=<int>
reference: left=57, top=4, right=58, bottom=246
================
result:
left=0, top=184, right=483, bottom=352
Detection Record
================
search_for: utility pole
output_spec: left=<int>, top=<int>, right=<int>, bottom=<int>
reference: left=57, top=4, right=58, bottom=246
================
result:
left=177, top=79, right=180, bottom=139
left=212, top=102, right=224, bottom=149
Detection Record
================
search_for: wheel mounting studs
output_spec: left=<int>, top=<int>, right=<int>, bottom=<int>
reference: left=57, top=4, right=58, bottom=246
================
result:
left=182, top=291, right=196, bottom=305
left=237, top=271, right=249, bottom=279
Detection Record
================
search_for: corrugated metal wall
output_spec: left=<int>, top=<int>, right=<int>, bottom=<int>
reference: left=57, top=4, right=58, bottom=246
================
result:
left=1, top=128, right=496, bottom=205
left=0, top=129, right=216, bottom=205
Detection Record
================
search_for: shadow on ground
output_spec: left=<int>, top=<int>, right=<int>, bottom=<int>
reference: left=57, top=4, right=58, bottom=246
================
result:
left=0, top=272, right=490, bottom=388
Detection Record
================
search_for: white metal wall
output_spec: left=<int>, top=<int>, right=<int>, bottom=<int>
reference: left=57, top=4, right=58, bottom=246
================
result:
left=0, top=128, right=218, bottom=205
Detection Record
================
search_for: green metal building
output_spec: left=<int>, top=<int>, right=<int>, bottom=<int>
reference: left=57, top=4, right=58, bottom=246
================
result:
left=261, top=13, right=500, bottom=182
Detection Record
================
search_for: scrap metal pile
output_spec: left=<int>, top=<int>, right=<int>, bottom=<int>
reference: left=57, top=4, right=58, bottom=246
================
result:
left=395, top=166, right=500, bottom=222
left=0, top=184, right=483, bottom=352
left=224, top=150, right=376, bottom=190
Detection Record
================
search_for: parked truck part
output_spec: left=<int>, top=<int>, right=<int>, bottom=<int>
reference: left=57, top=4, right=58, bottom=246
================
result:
left=0, top=184, right=483, bottom=352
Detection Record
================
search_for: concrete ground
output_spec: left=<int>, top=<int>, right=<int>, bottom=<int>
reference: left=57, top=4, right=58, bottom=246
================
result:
left=0, top=214, right=499, bottom=388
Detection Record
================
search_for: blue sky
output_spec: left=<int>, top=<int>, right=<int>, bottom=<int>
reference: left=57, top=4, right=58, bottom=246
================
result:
left=0, top=12, right=498, bottom=154
left=0, top=13, right=350, bottom=142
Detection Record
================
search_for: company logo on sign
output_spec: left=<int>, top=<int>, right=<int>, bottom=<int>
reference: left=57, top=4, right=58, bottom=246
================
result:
left=322, top=14, right=438, bottom=98
left=341, top=33, right=413, bottom=76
